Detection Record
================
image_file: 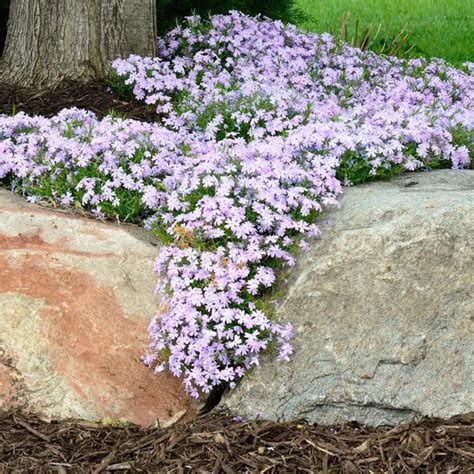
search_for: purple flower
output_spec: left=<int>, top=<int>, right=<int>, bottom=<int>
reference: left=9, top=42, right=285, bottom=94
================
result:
left=1, top=11, right=472, bottom=398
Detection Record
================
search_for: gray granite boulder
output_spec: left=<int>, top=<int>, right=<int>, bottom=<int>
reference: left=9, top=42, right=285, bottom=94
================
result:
left=223, top=170, right=474, bottom=426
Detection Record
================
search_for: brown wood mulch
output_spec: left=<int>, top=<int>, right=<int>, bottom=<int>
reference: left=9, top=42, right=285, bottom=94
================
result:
left=0, top=409, right=472, bottom=473
left=0, top=80, right=157, bottom=122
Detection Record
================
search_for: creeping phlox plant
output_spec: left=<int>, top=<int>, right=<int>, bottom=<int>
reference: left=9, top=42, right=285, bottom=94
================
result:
left=1, top=12, right=473, bottom=397
left=111, top=10, right=473, bottom=171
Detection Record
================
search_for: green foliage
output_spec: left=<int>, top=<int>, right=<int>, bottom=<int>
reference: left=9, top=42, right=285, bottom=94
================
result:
left=295, top=0, right=474, bottom=65
left=0, top=0, right=10, bottom=55
left=104, top=67, right=134, bottom=101
left=332, top=12, right=422, bottom=59
left=336, top=152, right=405, bottom=186
left=156, top=0, right=304, bottom=36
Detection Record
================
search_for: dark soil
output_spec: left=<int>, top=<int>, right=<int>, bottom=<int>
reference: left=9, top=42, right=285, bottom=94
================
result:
left=0, top=80, right=158, bottom=122
left=1, top=409, right=472, bottom=472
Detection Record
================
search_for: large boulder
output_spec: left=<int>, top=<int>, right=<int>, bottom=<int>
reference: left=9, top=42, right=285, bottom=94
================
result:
left=223, top=170, right=474, bottom=426
left=0, top=189, right=194, bottom=427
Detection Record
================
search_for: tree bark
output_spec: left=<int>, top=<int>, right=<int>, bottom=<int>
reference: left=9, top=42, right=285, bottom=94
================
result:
left=0, top=0, right=156, bottom=89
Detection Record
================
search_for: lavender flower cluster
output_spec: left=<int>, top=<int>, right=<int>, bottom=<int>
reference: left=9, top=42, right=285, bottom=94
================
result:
left=112, top=10, right=473, bottom=167
left=1, top=12, right=473, bottom=397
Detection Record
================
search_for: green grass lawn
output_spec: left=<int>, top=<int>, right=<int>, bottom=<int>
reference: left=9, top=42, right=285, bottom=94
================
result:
left=294, top=0, right=474, bottom=65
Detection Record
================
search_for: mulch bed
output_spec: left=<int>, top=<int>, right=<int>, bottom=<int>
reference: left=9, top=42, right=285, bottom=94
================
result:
left=1, top=409, right=472, bottom=472
left=0, top=81, right=158, bottom=122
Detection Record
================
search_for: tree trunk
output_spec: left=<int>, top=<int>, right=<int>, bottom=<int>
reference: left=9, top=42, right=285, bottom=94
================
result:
left=0, top=0, right=156, bottom=89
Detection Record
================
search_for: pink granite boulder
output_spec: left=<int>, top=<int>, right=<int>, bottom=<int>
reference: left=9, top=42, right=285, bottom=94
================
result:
left=0, top=189, right=195, bottom=427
